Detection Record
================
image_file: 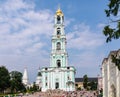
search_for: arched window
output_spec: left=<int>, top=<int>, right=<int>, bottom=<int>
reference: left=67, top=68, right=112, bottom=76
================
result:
left=56, top=42, right=61, bottom=50
left=57, top=60, right=61, bottom=67
left=57, top=16, right=61, bottom=24
left=57, top=28, right=61, bottom=35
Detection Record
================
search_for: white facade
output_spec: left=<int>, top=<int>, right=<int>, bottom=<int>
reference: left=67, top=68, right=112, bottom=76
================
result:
left=36, top=8, right=76, bottom=92
left=40, top=67, right=75, bottom=91
left=102, top=49, right=120, bottom=97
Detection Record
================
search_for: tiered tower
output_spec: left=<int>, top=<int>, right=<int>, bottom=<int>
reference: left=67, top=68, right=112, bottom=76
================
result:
left=50, top=8, right=68, bottom=68
left=36, top=8, right=76, bottom=92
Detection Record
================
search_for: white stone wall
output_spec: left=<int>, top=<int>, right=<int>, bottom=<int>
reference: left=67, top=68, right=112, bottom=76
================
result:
left=102, top=50, right=120, bottom=97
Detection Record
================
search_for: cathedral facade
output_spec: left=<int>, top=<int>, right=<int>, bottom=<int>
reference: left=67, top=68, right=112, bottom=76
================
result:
left=102, top=49, right=120, bottom=97
left=36, top=8, right=76, bottom=92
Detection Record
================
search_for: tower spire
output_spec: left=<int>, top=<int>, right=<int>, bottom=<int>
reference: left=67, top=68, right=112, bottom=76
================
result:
left=22, top=68, right=29, bottom=85
left=58, top=4, right=60, bottom=10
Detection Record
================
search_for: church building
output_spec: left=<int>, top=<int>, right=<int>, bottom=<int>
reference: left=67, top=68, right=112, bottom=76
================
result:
left=36, top=8, right=76, bottom=92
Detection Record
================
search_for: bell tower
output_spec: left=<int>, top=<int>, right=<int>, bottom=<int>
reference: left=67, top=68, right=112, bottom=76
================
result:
left=50, top=8, right=68, bottom=68
left=37, top=7, right=76, bottom=92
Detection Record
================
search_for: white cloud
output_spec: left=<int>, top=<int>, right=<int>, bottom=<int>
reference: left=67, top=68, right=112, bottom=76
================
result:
left=0, top=0, right=53, bottom=55
left=67, top=23, right=105, bottom=77
left=97, top=23, right=106, bottom=29
left=65, top=18, right=75, bottom=27
left=68, top=50, right=105, bottom=77
left=0, top=0, right=53, bottom=82
left=0, top=0, right=106, bottom=82
left=67, top=23, right=105, bottom=50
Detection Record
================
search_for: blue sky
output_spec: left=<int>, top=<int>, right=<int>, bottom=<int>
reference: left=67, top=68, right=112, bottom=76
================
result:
left=0, top=0, right=120, bottom=83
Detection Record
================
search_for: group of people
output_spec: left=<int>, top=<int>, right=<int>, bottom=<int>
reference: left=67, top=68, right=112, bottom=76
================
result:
left=22, top=90, right=101, bottom=97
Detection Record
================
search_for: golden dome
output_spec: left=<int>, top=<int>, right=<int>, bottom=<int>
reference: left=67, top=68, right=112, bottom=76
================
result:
left=56, top=8, right=64, bottom=16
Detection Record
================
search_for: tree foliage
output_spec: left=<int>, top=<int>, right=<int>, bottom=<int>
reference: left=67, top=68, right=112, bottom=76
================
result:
left=88, top=81, right=97, bottom=90
left=103, top=0, right=120, bottom=42
left=32, top=82, right=38, bottom=92
left=112, top=54, right=120, bottom=70
left=0, top=66, right=26, bottom=94
left=83, top=75, right=88, bottom=89
left=27, top=82, right=38, bottom=93
left=0, top=66, right=10, bottom=93
left=103, top=0, right=120, bottom=70
left=10, top=71, right=26, bottom=93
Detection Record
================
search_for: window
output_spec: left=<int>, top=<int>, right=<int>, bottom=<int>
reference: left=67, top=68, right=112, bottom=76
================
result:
left=56, top=42, right=61, bottom=50
left=68, top=76, right=70, bottom=80
left=46, top=82, right=47, bottom=86
left=57, top=28, right=61, bottom=35
left=45, top=68, right=48, bottom=70
left=57, top=60, right=61, bottom=67
left=45, top=76, right=47, bottom=80
left=67, top=67, right=70, bottom=69
left=57, top=16, right=61, bottom=24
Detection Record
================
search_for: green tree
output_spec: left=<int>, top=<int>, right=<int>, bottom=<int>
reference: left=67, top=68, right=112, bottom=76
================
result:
left=112, top=54, right=120, bottom=70
left=103, top=0, right=120, bottom=42
left=83, top=75, right=88, bottom=90
left=32, top=82, right=37, bottom=91
left=10, top=71, right=26, bottom=93
left=103, top=0, right=120, bottom=70
left=88, top=81, right=97, bottom=90
left=29, top=82, right=38, bottom=92
left=0, top=66, right=10, bottom=93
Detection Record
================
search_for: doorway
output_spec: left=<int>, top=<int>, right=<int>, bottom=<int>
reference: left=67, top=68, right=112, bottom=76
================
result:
left=55, top=82, right=59, bottom=89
